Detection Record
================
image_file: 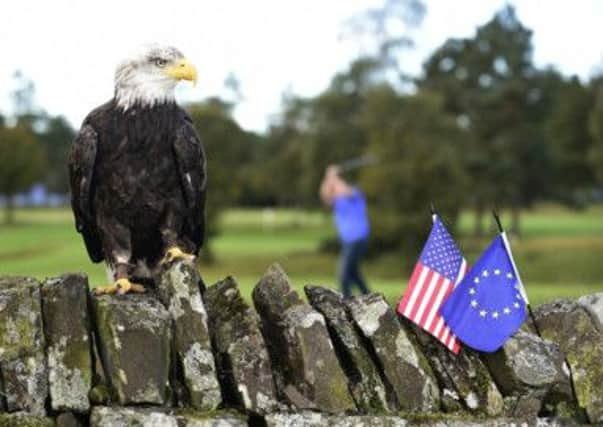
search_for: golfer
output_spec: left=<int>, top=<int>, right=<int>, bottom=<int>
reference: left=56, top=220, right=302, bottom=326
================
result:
left=320, top=165, right=371, bottom=298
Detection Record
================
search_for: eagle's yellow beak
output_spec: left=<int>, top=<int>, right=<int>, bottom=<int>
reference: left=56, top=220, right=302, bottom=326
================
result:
left=164, top=58, right=198, bottom=85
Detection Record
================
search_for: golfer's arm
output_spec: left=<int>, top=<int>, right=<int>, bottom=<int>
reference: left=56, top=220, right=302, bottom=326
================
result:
left=320, top=178, right=334, bottom=206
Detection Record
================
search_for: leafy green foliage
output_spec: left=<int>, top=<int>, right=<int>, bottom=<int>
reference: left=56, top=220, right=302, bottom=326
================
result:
left=418, top=5, right=597, bottom=234
left=547, top=77, right=596, bottom=205
left=588, top=78, right=603, bottom=186
left=186, top=98, right=258, bottom=246
left=359, top=88, right=468, bottom=253
left=37, top=115, right=75, bottom=193
left=0, top=126, right=45, bottom=223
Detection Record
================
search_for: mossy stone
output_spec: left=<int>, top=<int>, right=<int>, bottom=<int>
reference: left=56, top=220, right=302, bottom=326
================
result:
left=205, top=276, right=279, bottom=415
left=42, top=274, right=92, bottom=412
left=534, top=299, right=603, bottom=423
left=156, top=261, right=221, bottom=410
left=0, top=276, right=48, bottom=415
left=92, top=294, right=172, bottom=405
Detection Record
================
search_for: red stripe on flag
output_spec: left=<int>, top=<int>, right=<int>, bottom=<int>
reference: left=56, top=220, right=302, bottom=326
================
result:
left=432, top=317, right=444, bottom=337
left=422, top=277, right=451, bottom=332
left=408, top=269, right=435, bottom=322
left=450, top=339, right=461, bottom=354
left=417, top=273, right=443, bottom=327
left=397, top=263, right=423, bottom=315
left=402, top=265, right=430, bottom=319
left=446, top=332, right=455, bottom=349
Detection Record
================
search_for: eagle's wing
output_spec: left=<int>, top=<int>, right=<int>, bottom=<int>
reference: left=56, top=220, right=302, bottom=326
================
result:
left=173, top=115, right=207, bottom=253
left=68, top=124, right=104, bottom=262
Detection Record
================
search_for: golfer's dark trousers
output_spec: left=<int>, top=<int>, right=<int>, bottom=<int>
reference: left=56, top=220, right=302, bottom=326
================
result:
left=339, top=238, right=370, bottom=298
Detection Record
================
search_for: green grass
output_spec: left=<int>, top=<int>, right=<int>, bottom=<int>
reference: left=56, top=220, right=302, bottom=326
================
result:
left=1, top=205, right=602, bottom=306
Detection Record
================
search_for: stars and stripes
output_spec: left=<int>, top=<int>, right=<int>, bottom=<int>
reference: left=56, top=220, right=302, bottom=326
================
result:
left=397, top=215, right=467, bottom=354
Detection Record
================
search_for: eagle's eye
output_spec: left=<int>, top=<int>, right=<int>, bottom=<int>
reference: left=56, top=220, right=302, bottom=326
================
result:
left=154, top=58, right=167, bottom=68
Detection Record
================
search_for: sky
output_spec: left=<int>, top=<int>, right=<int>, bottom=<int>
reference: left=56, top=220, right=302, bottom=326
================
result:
left=1, top=0, right=602, bottom=132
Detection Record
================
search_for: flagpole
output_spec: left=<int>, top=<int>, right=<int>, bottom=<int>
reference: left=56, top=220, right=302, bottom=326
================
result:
left=491, top=210, right=543, bottom=337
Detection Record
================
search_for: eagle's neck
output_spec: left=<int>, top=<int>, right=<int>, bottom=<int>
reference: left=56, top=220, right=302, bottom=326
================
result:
left=115, top=73, right=177, bottom=111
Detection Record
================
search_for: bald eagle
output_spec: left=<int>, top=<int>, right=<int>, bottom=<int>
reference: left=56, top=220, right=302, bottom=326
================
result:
left=68, top=44, right=205, bottom=294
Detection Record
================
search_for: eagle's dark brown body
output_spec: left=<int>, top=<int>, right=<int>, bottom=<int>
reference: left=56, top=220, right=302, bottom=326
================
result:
left=69, top=100, right=206, bottom=278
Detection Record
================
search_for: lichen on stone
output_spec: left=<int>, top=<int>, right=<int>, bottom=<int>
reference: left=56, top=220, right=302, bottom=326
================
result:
left=47, top=336, right=89, bottom=411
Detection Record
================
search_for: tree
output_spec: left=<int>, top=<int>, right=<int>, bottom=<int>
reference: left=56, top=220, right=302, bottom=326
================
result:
left=547, top=76, right=596, bottom=206
left=38, top=115, right=75, bottom=193
left=589, top=77, right=603, bottom=185
left=186, top=98, right=256, bottom=251
left=250, top=94, right=309, bottom=206
left=288, top=58, right=381, bottom=208
left=420, top=5, right=545, bottom=235
left=359, top=87, right=468, bottom=255
left=342, top=0, right=426, bottom=78
left=7, top=71, right=75, bottom=196
left=0, top=126, right=45, bottom=224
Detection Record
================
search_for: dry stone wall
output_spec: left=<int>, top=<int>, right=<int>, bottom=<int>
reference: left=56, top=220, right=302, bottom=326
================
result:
left=0, top=262, right=601, bottom=426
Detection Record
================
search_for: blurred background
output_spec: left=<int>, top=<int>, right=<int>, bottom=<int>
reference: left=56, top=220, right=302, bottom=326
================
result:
left=1, top=0, right=602, bottom=305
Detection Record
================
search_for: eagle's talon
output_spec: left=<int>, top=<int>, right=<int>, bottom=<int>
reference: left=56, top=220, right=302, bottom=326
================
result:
left=93, top=278, right=145, bottom=296
left=161, top=247, right=196, bottom=265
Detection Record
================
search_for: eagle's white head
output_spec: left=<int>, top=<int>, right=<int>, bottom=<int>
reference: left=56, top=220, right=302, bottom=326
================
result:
left=114, top=44, right=198, bottom=110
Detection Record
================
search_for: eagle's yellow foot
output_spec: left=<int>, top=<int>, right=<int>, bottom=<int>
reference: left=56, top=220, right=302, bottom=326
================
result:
left=161, top=246, right=196, bottom=265
left=93, top=278, right=146, bottom=296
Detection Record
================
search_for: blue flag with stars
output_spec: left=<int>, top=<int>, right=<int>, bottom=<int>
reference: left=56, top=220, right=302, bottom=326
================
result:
left=439, top=233, right=527, bottom=352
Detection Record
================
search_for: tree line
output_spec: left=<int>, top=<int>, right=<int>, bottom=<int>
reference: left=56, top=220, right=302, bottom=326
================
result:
left=1, top=4, right=602, bottom=257
left=191, top=5, right=603, bottom=255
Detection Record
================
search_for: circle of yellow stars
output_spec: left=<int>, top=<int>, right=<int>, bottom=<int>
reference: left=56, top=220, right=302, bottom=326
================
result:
left=468, top=268, right=523, bottom=320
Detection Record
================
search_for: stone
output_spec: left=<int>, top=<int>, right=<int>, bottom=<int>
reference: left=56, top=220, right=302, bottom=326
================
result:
left=41, top=274, right=92, bottom=412
left=533, top=299, right=603, bottom=423
left=2, top=354, right=48, bottom=415
left=577, top=292, right=603, bottom=329
left=0, top=276, right=48, bottom=415
left=482, top=330, right=573, bottom=419
left=264, top=413, right=568, bottom=427
left=156, top=261, right=221, bottom=410
left=252, top=263, right=356, bottom=413
left=0, top=413, right=54, bottom=427
left=304, top=285, right=393, bottom=413
left=346, top=294, right=440, bottom=413
left=264, top=412, right=409, bottom=427
left=205, top=276, right=279, bottom=415
left=408, top=323, right=503, bottom=416
left=175, top=410, right=248, bottom=427
left=90, top=407, right=248, bottom=427
left=92, top=293, right=172, bottom=405
left=56, top=412, right=86, bottom=427
left=89, top=383, right=110, bottom=405
left=90, top=406, right=176, bottom=427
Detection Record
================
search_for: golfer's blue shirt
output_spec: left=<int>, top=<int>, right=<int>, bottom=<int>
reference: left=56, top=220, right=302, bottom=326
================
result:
left=333, top=188, right=370, bottom=244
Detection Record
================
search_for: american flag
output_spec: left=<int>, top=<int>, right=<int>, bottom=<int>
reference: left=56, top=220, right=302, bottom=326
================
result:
left=397, top=215, right=467, bottom=353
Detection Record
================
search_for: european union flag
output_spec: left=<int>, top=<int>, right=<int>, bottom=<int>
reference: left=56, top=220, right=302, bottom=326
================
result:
left=439, top=233, right=527, bottom=352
